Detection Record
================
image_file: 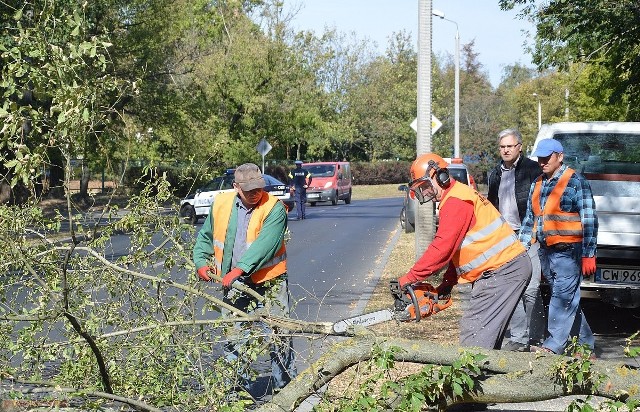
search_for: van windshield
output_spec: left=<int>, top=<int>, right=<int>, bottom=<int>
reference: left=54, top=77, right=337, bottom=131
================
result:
left=554, top=132, right=640, bottom=175
left=307, top=165, right=335, bottom=177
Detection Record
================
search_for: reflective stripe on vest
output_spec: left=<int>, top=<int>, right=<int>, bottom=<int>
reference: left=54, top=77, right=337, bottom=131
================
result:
left=212, top=191, right=287, bottom=283
left=440, top=183, right=525, bottom=282
left=531, top=167, right=582, bottom=245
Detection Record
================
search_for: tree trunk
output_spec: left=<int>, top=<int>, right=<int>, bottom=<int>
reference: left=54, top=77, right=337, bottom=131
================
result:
left=79, top=159, right=90, bottom=201
left=47, top=148, right=65, bottom=198
left=257, top=332, right=639, bottom=412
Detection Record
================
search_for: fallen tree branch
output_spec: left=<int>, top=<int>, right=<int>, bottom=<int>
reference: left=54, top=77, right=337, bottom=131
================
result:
left=257, top=335, right=640, bottom=412
left=0, top=377, right=162, bottom=412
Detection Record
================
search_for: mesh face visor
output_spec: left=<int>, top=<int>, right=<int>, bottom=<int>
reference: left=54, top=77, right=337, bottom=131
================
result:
left=408, top=173, right=437, bottom=204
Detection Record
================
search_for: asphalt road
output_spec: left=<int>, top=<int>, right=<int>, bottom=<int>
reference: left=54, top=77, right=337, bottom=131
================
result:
left=285, top=197, right=402, bottom=324
left=278, top=197, right=403, bottom=378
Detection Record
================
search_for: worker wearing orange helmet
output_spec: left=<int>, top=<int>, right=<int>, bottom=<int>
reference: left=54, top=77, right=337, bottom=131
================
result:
left=398, top=153, right=532, bottom=349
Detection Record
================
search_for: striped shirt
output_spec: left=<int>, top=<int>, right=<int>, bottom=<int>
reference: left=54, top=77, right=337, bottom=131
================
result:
left=519, top=164, right=598, bottom=257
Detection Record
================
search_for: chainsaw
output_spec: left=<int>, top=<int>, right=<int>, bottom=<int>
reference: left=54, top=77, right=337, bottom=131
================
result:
left=332, top=281, right=452, bottom=334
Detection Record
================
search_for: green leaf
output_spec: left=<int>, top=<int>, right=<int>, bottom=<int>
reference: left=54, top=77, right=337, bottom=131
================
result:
left=4, top=159, right=19, bottom=168
left=13, top=8, right=23, bottom=21
left=453, top=381, right=463, bottom=396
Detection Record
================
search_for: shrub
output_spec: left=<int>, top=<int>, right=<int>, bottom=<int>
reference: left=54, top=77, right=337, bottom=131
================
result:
left=351, top=161, right=411, bottom=185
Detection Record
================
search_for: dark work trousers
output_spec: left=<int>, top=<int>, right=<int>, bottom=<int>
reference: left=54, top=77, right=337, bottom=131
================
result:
left=293, top=187, right=307, bottom=219
left=222, top=276, right=297, bottom=394
left=459, top=252, right=532, bottom=349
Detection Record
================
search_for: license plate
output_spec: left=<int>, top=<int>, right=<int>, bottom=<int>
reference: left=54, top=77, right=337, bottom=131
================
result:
left=308, top=193, right=319, bottom=198
left=270, top=190, right=284, bottom=195
left=597, top=267, right=640, bottom=284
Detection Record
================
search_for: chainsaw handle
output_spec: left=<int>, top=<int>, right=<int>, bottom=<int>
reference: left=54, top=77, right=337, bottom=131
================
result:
left=405, top=285, right=421, bottom=323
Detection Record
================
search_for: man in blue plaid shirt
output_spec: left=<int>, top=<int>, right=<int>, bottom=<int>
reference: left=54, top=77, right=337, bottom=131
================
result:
left=519, top=138, right=598, bottom=358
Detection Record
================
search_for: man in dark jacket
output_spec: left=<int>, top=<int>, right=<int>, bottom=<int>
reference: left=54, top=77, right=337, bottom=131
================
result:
left=487, top=128, right=544, bottom=352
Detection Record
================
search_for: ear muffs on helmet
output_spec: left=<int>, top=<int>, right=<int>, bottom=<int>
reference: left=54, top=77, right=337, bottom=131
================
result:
left=428, top=160, right=450, bottom=188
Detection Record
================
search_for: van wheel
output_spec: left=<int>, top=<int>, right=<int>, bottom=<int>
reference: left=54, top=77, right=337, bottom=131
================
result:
left=331, top=191, right=338, bottom=205
left=344, top=190, right=352, bottom=204
left=310, top=202, right=317, bottom=207
left=400, top=206, right=406, bottom=229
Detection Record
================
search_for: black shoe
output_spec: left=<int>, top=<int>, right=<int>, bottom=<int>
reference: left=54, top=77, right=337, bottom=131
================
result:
left=502, top=341, right=529, bottom=352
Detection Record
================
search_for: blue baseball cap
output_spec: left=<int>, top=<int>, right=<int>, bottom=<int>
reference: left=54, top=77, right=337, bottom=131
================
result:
left=533, top=139, right=564, bottom=157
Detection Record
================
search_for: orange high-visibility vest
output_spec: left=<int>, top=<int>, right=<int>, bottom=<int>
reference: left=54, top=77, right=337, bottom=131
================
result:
left=439, top=182, right=525, bottom=283
left=212, top=192, right=287, bottom=283
left=531, top=167, right=582, bottom=246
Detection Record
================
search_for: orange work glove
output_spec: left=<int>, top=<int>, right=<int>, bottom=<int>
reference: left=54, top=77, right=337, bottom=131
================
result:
left=197, top=266, right=214, bottom=282
left=581, top=256, right=596, bottom=277
left=222, top=267, right=244, bottom=291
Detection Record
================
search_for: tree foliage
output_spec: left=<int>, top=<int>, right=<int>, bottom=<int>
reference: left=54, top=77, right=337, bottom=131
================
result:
left=500, top=0, right=640, bottom=120
left=0, top=0, right=131, bottom=201
left=3, top=0, right=638, bottom=203
left=0, top=176, right=277, bottom=410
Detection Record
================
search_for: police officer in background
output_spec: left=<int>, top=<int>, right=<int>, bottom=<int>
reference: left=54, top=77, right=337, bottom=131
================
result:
left=288, top=160, right=312, bottom=220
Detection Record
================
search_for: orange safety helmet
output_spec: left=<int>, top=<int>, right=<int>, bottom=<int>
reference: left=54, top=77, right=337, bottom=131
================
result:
left=409, top=153, right=451, bottom=190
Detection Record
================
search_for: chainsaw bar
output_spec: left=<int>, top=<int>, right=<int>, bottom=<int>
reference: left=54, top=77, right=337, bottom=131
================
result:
left=331, top=282, right=452, bottom=334
left=332, top=309, right=395, bottom=333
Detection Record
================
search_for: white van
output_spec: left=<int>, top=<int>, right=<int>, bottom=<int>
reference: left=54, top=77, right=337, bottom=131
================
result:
left=531, top=122, right=640, bottom=308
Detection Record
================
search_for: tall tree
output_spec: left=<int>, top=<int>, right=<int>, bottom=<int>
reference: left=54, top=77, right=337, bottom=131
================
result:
left=457, top=41, right=497, bottom=182
left=344, top=31, right=420, bottom=161
left=0, top=0, right=131, bottom=202
left=500, top=0, right=640, bottom=120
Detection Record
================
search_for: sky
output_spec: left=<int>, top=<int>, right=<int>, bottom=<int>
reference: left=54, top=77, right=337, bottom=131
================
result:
left=285, top=0, right=535, bottom=88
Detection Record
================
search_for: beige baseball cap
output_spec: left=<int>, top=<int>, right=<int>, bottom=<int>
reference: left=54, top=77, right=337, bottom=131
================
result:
left=234, top=163, right=265, bottom=191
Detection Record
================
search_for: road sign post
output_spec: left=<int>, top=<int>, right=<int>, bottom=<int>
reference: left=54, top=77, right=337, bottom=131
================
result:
left=256, top=138, right=272, bottom=172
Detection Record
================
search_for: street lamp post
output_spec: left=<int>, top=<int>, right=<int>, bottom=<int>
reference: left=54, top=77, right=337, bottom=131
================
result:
left=433, top=9, right=460, bottom=158
left=532, top=93, right=542, bottom=130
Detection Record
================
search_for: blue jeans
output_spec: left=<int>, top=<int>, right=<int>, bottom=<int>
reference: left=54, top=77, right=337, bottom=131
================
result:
left=539, top=243, right=594, bottom=354
left=508, top=242, right=546, bottom=346
left=222, top=276, right=297, bottom=392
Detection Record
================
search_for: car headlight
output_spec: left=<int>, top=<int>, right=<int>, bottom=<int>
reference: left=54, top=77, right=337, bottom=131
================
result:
left=324, top=181, right=333, bottom=189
